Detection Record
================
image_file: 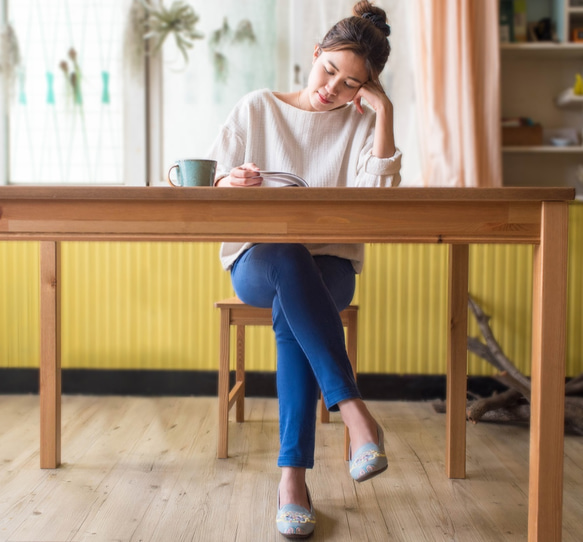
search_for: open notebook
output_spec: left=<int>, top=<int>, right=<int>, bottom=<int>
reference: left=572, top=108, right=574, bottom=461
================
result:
left=260, top=171, right=309, bottom=187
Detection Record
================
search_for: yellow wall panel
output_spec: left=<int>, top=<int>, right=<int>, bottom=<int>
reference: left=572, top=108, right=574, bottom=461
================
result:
left=0, top=242, right=39, bottom=367
left=1, top=203, right=582, bottom=376
left=566, top=202, right=583, bottom=378
left=60, top=242, right=234, bottom=370
left=467, top=244, right=534, bottom=376
left=357, top=243, right=448, bottom=374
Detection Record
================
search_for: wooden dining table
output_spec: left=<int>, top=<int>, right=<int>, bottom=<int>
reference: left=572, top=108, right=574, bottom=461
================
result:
left=0, top=185, right=575, bottom=541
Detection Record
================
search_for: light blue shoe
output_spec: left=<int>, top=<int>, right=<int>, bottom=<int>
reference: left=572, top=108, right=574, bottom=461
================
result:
left=276, top=486, right=316, bottom=539
left=349, top=424, right=388, bottom=483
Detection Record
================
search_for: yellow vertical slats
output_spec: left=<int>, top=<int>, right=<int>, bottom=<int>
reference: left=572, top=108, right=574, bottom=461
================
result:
left=567, top=203, right=583, bottom=378
left=468, top=244, right=534, bottom=376
left=0, top=241, right=39, bottom=367
left=1, top=201, right=582, bottom=375
left=59, top=242, right=233, bottom=370
left=359, top=243, right=448, bottom=374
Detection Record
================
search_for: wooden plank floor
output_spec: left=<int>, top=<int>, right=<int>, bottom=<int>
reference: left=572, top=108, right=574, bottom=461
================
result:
left=0, top=395, right=582, bottom=542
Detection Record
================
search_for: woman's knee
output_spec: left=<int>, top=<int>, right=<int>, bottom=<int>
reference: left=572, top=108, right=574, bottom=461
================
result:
left=265, top=243, right=312, bottom=263
left=315, top=256, right=356, bottom=310
left=257, top=244, right=315, bottom=278
left=230, top=244, right=314, bottom=306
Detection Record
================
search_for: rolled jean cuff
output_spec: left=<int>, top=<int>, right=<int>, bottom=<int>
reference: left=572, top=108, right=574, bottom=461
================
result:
left=278, top=455, right=315, bottom=469
left=324, top=386, right=361, bottom=412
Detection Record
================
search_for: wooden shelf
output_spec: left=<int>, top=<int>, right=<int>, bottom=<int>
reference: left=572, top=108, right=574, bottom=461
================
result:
left=500, top=42, right=583, bottom=58
left=503, top=145, right=583, bottom=153
left=501, top=2, right=583, bottom=188
left=555, top=88, right=583, bottom=108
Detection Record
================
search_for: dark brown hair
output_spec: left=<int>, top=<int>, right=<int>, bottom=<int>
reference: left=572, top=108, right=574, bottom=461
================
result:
left=318, top=0, right=391, bottom=83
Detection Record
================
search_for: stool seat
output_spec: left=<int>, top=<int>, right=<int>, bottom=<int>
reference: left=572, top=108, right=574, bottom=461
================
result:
left=215, top=296, right=358, bottom=459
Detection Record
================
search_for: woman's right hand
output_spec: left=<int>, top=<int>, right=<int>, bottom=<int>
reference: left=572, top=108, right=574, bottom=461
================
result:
left=215, top=163, right=263, bottom=187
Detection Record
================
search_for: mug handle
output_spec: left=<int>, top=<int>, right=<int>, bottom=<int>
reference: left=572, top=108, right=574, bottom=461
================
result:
left=167, top=164, right=181, bottom=186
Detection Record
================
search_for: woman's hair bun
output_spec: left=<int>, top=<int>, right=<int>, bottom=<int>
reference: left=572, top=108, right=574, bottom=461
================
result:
left=362, top=12, right=391, bottom=37
left=354, top=1, right=391, bottom=38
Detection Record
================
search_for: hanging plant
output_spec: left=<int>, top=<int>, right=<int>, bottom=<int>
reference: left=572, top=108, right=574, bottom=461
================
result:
left=233, top=20, right=256, bottom=45
left=146, top=0, right=204, bottom=62
left=209, top=17, right=256, bottom=83
left=209, top=17, right=256, bottom=49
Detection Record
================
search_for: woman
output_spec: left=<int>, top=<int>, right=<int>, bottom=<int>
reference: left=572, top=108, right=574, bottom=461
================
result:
left=208, top=1, right=401, bottom=537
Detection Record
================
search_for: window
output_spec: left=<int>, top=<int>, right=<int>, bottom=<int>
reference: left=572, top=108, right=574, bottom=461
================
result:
left=0, top=0, right=145, bottom=185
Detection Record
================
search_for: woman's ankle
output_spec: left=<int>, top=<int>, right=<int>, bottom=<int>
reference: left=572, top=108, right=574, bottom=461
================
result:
left=338, top=398, right=378, bottom=451
left=279, top=467, right=309, bottom=509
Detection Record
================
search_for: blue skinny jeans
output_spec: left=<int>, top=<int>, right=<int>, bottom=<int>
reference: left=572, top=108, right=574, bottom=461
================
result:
left=230, top=243, right=361, bottom=468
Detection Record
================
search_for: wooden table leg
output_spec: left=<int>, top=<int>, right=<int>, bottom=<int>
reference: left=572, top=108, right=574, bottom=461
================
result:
left=39, top=241, right=61, bottom=468
left=529, top=202, right=568, bottom=541
left=446, top=244, right=469, bottom=479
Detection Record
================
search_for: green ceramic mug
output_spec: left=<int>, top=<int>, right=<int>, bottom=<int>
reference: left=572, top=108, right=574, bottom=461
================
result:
left=167, top=159, right=217, bottom=187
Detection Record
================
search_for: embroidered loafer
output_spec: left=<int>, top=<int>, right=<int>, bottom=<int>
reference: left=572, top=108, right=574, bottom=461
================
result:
left=349, top=424, right=388, bottom=483
left=276, top=486, right=316, bottom=539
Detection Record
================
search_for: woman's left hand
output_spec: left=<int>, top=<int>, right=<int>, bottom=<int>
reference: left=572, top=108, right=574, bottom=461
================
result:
left=352, top=81, right=393, bottom=116
left=352, top=81, right=396, bottom=158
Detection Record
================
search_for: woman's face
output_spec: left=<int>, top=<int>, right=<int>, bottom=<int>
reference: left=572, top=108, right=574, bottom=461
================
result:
left=304, top=47, right=369, bottom=111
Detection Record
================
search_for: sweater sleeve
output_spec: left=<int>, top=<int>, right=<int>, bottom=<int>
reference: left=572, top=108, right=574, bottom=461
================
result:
left=206, top=96, right=250, bottom=179
left=354, top=148, right=402, bottom=187
left=206, top=125, right=247, bottom=180
left=350, top=108, right=402, bottom=188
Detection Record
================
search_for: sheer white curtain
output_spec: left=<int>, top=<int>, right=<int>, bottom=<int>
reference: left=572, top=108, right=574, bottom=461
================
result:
left=411, top=0, right=502, bottom=187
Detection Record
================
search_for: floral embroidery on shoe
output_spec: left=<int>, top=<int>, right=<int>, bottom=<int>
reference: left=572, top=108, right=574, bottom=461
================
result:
left=277, top=509, right=316, bottom=525
left=349, top=448, right=386, bottom=472
left=348, top=425, right=389, bottom=483
left=276, top=486, right=316, bottom=538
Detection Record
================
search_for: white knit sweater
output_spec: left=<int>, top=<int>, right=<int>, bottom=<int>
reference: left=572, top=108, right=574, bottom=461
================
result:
left=207, top=89, right=402, bottom=273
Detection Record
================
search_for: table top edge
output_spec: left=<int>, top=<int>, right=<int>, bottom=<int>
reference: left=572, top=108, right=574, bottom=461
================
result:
left=0, top=186, right=576, bottom=203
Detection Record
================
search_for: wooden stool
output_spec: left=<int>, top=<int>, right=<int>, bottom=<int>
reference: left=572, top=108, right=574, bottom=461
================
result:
left=215, top=296, right=358, bottom=460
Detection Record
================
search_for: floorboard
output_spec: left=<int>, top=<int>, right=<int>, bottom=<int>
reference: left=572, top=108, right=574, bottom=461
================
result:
left=0, top=395, right=581, bottom=541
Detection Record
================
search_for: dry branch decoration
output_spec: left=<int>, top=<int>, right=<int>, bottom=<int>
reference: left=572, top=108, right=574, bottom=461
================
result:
left=433, top=296, right=583, bottom=435
left=0, top=22, right=21, bottom=100
left=59, top=48, right=83, bottom=106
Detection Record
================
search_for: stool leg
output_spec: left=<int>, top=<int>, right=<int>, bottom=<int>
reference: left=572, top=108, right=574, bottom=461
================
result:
left=320, top=392, right=330, bottom=423
left=218, top=308, right=231, bottom=459
left=235, top=325, right=245, bottom=423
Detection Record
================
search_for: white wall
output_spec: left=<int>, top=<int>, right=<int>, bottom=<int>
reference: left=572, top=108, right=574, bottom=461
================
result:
left=161, top=0, right=421, bottom=186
